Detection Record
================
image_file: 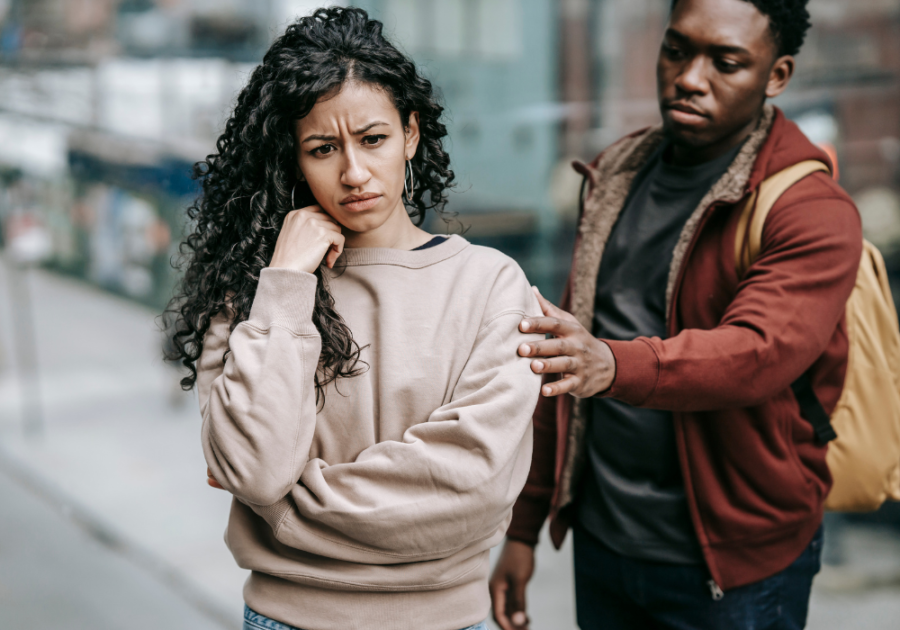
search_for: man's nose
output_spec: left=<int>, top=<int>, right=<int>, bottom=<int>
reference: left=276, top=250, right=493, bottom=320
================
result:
left=675, top=56, right=710, bottom=96
left=341, top=146, right=371, bottom=189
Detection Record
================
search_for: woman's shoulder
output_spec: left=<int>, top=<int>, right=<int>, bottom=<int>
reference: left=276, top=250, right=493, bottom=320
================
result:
left=452, top=240, right=541, bottom=319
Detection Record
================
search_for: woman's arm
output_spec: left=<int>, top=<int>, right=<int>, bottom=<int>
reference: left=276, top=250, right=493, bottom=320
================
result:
left=255, top=264, right=544, bottom=563
left=199, top=268, right=322, bottom=507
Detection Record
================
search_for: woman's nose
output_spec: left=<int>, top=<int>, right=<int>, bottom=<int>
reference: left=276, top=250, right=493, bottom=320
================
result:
left=341, top=147, right=371, bottom=189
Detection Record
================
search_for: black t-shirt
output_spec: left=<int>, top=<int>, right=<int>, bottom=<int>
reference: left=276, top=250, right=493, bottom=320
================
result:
left=577, top=141, right=743, bottom=564
left=412, top=235, right=448, bottom=251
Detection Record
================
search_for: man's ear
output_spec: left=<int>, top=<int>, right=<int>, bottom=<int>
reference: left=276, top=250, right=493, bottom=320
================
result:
left=765, top=55, right=795, bottom=99
left=405, top=111, right=421, bottom=160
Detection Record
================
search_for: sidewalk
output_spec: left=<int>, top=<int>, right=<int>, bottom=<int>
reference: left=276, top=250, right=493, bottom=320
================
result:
left=0, top=459, right=226, bottom=630
left=0, top=262, right=898, bottom=630
left=0, top=262, right=245, bottom=629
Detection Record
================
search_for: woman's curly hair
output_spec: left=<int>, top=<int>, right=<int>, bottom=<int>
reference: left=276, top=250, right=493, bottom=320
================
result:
left=165, top=6, right=455, bottom=401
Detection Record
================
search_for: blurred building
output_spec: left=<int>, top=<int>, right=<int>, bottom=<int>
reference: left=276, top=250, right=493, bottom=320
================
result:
left=0, top=0, right=899, bottom=306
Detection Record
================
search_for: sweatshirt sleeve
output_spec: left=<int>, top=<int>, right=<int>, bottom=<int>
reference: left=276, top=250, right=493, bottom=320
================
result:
left=505, top=278, right=574, bottom=547
left=605, top=191, right=862, bottom=411
left=255, top=262, right=544, bottom=564
left=199, top=268, right=322, bottom=507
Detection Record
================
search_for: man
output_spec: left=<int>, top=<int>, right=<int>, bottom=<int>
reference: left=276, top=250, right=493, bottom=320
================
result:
left=490, top=0, right=862, bottom=628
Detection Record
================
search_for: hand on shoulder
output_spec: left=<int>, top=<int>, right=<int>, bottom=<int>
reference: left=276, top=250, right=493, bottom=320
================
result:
left=518, top=287, right=616, bottom=398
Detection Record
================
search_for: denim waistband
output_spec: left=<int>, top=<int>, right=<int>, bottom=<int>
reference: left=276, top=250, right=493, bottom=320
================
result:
left=243, top=605, right=488, bottom=630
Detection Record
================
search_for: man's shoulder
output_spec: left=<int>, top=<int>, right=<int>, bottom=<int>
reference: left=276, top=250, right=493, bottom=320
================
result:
left=775, top=170, right=858, bottom=219
left=575, top=125, right=665, bottom=188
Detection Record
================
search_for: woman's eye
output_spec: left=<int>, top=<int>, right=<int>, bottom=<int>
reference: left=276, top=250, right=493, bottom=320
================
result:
left=311, top=144, right=335, bottom=156
left=362, top=134, right=386, bottom=146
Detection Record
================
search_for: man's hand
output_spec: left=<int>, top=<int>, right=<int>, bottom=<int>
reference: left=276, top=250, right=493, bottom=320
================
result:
left=207, top=467, right=225, bottom=490
left=490, top=540, right=535, bottom=630
left=519, top=287, right=616, bottom=398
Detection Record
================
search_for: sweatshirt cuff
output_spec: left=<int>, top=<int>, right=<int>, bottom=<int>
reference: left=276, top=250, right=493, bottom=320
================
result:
left=602, top=338, right=659, bottom=406
left=249, top=268, right=318, bottom=334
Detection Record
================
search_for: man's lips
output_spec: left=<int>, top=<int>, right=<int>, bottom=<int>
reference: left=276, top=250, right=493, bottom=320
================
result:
left=664, top=102, right=709, bottom=126
left=340, top=193, right=381, bottom=212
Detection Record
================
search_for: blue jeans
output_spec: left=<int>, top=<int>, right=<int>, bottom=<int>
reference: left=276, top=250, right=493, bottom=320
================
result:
left=573, top=523, right=823, bottom=630
left=243, top=605, right=488, bottom=630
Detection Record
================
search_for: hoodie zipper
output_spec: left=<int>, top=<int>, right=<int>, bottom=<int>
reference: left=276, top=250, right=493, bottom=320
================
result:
left=707, top=579, right=725, bottom=601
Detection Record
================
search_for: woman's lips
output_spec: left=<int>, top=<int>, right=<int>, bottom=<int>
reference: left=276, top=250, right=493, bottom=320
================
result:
left=341, top=194, right=382, bottom=212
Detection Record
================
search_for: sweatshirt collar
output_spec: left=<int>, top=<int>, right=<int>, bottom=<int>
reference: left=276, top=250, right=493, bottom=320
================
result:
left=331, top=234, right=469, bottom=270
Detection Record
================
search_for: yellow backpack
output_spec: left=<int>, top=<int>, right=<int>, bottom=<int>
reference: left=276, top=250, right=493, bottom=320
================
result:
left=735, top=160, right=900, bottom=511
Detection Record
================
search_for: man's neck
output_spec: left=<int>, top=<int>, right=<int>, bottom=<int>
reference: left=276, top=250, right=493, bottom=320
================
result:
left=670, top=112, right=761, bottom=167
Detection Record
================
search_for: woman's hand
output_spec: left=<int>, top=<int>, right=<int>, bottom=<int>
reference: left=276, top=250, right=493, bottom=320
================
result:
left=207, top=467, right=225, bottom=490
left=269, top=205, right=345, bottom=273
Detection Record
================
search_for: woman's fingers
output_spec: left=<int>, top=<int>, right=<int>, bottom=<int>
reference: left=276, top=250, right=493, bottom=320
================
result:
left=324, top=233, right=346, bottom=269
left=206, top=467, right=225, bottom=490
left=270, top=206, right=346, bottom=273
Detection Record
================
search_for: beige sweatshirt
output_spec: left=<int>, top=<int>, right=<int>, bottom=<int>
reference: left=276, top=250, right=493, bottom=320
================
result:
left=198, top=235, right=542, bottom=630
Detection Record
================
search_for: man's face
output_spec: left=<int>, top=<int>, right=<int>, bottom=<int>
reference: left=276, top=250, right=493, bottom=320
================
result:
left=657, top=0, right=785, bottom=152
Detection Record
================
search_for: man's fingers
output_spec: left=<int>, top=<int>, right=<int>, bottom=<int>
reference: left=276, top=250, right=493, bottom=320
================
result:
left=530, top=286, right=576, bottom=321
left=519, top=337, right=572, bottom=359
left=491, top=580, right=514, bottom=630
left=519, top=315, right=573, bottom=336
left=529, top=355, right=577, bottom=375
left=508, top=578, right=529, bottom=630
left=541, top=375, right=578, bottom=397
left=531, top=285, right=554, bottom=314
left=532, top=287, right=562, bottom=318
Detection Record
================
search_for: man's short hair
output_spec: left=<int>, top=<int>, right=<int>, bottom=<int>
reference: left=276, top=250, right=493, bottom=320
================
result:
left=670, top=0, right=812, bottom=57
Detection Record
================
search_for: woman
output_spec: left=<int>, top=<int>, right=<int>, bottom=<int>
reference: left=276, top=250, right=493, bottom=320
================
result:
left=167, top=7, right=542, bottom=630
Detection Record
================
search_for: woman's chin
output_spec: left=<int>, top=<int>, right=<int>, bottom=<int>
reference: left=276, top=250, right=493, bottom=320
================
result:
left=335, top=213, right=387, bottom=238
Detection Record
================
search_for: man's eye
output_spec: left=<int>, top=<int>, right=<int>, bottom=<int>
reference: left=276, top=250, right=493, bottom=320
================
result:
left=362, top=134, right=386, bottom=146
left=311, top=144, right=335, bottom=156
left=662, top=44, right=684, bottom=60
left=716, top=59, right=740, bottom=72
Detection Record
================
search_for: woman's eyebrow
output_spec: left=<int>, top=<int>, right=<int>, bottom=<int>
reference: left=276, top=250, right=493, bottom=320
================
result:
left=301, top=121, right=390, bottom=144
left=353, top=121, right=389, bottom=135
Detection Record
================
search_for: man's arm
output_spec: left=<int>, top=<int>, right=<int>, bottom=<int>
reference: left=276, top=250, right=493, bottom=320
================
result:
left=519, top=194, right=862, bottom=410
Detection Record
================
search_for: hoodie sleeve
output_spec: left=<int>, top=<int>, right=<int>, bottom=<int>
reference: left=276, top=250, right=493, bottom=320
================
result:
left=605, top=183, right=862, bottom=411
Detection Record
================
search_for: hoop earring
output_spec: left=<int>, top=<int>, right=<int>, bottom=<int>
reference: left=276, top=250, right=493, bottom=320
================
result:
left=403, top=159, right=415, bottom=201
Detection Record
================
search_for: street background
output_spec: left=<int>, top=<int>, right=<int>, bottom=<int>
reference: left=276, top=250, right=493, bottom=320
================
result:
left=0, top=1, right=899, bottom=628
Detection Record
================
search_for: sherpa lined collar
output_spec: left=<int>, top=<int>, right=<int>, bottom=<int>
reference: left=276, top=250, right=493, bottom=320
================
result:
left=570, top=105, right=776, bottom=334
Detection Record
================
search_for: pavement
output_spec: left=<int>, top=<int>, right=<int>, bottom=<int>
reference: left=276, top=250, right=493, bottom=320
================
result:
left=0, top=261, right=898, bottom=630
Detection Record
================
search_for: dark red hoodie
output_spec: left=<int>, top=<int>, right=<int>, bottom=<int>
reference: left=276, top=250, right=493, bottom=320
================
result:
left=507, top=107, right=862, bottom=590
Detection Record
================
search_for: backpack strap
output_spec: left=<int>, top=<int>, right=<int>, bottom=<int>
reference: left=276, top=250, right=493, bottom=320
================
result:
left=734, top=160, right=831, bottom=278
left=791, top=372, right=839, bottom=444
left=734, top=160, right=837, bottom=444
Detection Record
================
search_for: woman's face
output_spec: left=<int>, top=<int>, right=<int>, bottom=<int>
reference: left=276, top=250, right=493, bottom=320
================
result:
left=295, top=81, right=419, bottom=235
